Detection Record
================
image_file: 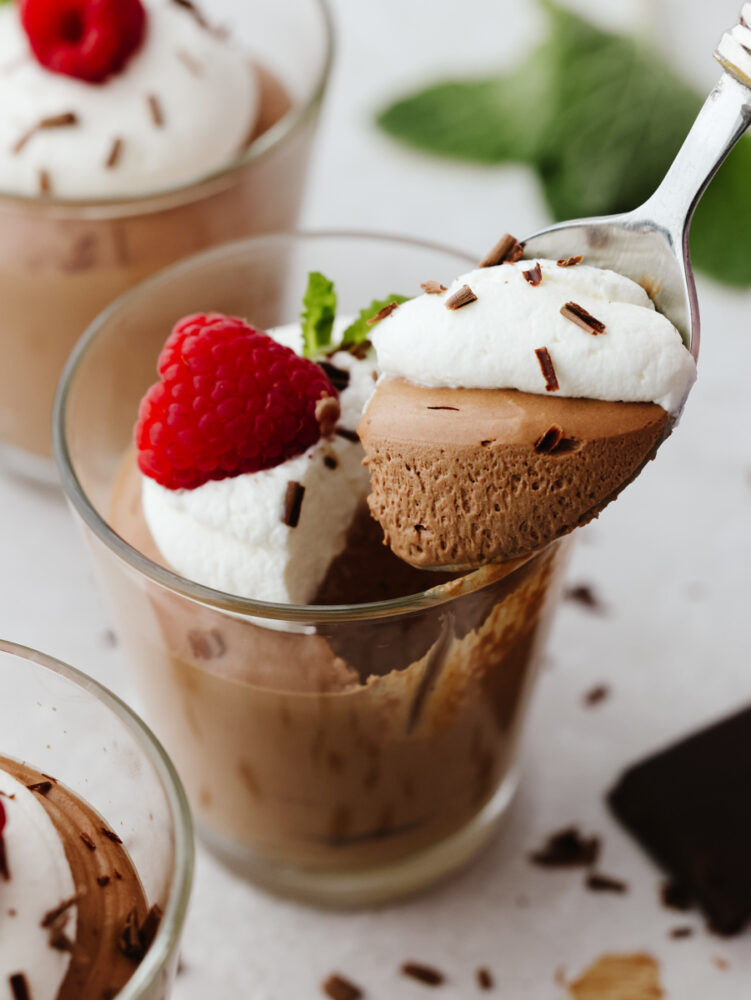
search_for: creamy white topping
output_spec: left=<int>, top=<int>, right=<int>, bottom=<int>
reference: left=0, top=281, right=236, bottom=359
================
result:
left=0, top=0, right=258, bottom=198
left=371, top=261, right=696, bottom=415
left=0, top=768, right=77, bottom=998
left=142, top=321, right=377, bottom=604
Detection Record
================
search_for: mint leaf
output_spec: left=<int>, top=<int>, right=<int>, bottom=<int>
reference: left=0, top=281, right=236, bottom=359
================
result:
left=300, top=272, right=336, bottom=358
left=340, top=295, right=409, bottom=348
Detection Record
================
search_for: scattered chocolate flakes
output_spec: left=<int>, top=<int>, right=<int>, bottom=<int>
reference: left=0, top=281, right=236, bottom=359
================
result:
left=534, top=425, right=564, bottom=453
left=401, top=962, right=445, bottom=987
left=106, top=137, right=123, bottom=169
left=315, top=394, right=341, bottom=437
left=176, top=48, right=203, bottom=76
left=80, top=832, right=96, bottom=852
left=283, top=481, right=305, bottom=528
left=421, top=280, right=447, bottom=294
left=661, top=879, right=694, bottom=912
left=367, top=301, right=400, bottom=325
left=586, top=872, right=628, bottom=894
left=669, top=926, right=694, bottom=939
left=147, top=94, right=165, bottom=128
left=476, top=967, right=494, bottom=990
left=119, top=909, right=143, bottom=961
left=100, top=826, right=123, bottom=845
left=529, top=827, right=600, bottom=868
left=9, top=973, right=30, bottom=1000
left=479, top=233, right=524, bottom=267
left=445, top=284, right=477, bottom=310
left=584, top=684, right=610, bottom=707
left=13, top=112, right=79, bottom=154
left=557, top=255, right=583, bottom=268
left=41, top=895, right=79, bottom=928
left=534, top=347, right=559, bottom=392
left=38, top=169, right=52, bottom=196
left=318, top=361, right=350, bottom=392
left=27, top=780, right=52, bottom=796
left=322, top=972, right=364, bottom=1000
left=335, top=427, right=359, bottom=444
left=560, top=301, right=606, bottom=335
left=97, top=875, right=111, bottom=887
left=323, top=454, right=338, bottom=470
left=523, top=262, right=543, bottom=286
left=427, top=405, right=459, bottom=411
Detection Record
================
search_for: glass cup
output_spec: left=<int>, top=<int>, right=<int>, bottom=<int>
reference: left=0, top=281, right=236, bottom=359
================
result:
left=0, top=639, right=193, bottom=999
left=55, top=232, right=571, bottom=906
left=0, top=0, right=333, bottom=478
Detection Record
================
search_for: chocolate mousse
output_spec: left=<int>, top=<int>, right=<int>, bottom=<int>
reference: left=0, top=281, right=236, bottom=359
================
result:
left=0, top=756, right=155, bottom=999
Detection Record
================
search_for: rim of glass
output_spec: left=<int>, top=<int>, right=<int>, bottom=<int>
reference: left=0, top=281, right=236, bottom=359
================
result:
left=0, top=639, right=194, bottom=997
left=0, top=0, right=334, bottom=212
left=53, top=228, right=516, bottom=624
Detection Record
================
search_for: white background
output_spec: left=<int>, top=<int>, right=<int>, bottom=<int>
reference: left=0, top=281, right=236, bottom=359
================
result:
left=2, top=0, right=751, bottom=996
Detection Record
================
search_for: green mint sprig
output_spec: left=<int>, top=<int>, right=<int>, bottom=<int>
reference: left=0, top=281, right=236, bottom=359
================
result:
left=340, top=295, right=409, bottom=348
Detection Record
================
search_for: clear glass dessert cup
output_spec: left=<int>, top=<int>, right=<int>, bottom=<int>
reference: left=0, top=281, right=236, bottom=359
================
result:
left=0, top=0, right=333, bottom=479
left=55, top=231, right=571, bottom=906
left=0, top=639, right=193, bottom=999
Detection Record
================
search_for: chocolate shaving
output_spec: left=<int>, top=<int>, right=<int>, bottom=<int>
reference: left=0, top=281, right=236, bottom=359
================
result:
left=367, top=301, right=400, bottom=325
left=97, top=875, right=111, bottom=887
left=9, top=973, right=30, bottom=1000
left=80, top=832, right=96, bottom=851
left=444, top=284, right=477, bottom=310
left=283, top=481, right=305, bottom=528
left=315, top=395, right=341, bottom=437
left=119, top=909, right=143, bottom=961
left=523, top=262, right=543, bottom=286
left=534, top=425, right=564, bottom=453
left=138, top=904, right=163, bottom=953
left=106, top=137, right=123, bottom=169
left=344, top=339, right=371, bottom=360
left=322, top=973, right=364, bottom=1000
left=421, top=280, right=447, bottom=294
left=335, top=427, right=359, bottom=443
left=27, top=781, right=52, bottom=796
left=323, top=454, right=338, bottom=470
left=586, top=872, right=628, bottom=893
left=564, top=583, right=605, bottom=613
left=13, top=112, right=79, bottom=154
left=100, top=826, right=123, bottom=845
left=560, top=301, right=606, bottom=335
left=41, top=895, right=79, bottom=928
left=584, top=684, right=610, bottom=707
left=476, top=968, right=494, bottom=990
left=534, top=347, right=559, bottom=392
left=427, top=405, right=459, bottom=411
left=401, top=962, right=445, bottom=987
left=530, top=827, right=600, bottom=868
left=38, top=169, right=52, bottom=196
left=557, top=255, right=583, bottom=267
left=479, top=233, right=524, bottom=267
left=176, top=48, right=203, bottom=76
left=670, top=926, right=694, bottom=939
left=318, top=361, right=350, bottom=392
left=0, top=837, right=8, bottom=881
left=147, top=94, right=165, bottom=128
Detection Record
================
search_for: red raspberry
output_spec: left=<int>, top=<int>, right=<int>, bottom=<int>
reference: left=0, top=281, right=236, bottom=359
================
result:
left=135, top=313, right=339, bottom=491
left=20, top=0, right=147, bottom=84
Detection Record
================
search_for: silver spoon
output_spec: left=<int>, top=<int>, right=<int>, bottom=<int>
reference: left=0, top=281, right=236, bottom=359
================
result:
left=523, top=4, right=751, bottom=360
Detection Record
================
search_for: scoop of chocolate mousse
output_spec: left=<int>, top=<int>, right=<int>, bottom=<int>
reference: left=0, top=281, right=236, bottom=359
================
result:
left=358, top=377, right=669, bottom=569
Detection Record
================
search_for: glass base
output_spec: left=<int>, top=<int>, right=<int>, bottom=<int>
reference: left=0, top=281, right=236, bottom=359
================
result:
left=198, top=768, right=520, bottom=908
left=0, top=440, right=60, bottom=490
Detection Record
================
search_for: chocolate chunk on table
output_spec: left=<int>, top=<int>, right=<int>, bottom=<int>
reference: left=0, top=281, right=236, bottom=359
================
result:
left=608, top=704, right=751, bottom=935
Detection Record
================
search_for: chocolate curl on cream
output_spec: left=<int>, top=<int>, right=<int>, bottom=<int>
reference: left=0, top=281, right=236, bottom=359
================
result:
left=316, top=394, right=341, bottom=438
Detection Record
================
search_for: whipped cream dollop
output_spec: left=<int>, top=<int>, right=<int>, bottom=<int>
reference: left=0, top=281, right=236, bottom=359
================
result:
left=0, top=767, right=77, bottom=998
left=0, top=0, right=258, bottom=198
left=372, top=261, right=696, bottom=415
left=142, top=321, right=377, bottom=604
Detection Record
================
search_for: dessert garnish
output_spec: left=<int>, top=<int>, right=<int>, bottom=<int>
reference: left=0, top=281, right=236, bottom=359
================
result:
left=420, top=280, right=447, bottom=294
left=401, top=962, right=445, bottom=987
left=669, top=926, right=693, bottom=939
left=583, top=684, right=610, bottom=707
left=529, top=827, right=600, bottom=868
left=557, top=256, right=583, bottom=268
left=476, top=968, right=494, bottom=990
left=560, top=301, right=606, bottom=335
left=534, top=346, right=559, bottom=392
left=522, top=262, right=543, bottom=286
left=478, top=232, right=524, bottom=268
left=9, top=973, right=30, bottom=1000
left=20, top=0, right=147, bottom=83
left=444, top=284, right=477, bottom=310
left=585, top=872, right=628, bottom=894
left=322, top=973, right=364, bottom=1000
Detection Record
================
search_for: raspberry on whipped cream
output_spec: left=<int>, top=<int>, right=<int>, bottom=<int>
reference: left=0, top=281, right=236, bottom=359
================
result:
left=0, top=0, right=259, bottom=197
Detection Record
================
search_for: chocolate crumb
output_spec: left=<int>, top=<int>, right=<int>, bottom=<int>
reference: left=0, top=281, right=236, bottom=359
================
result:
left=560, top=301, right=606, bottom=335
left=661, top=879, right=694, bottom=912
left=41, top=895, right=79, bottom=928
left=479, top=233, right=524, bottom=268
left=176, top=48, right=203, bottom=76
left=586, top=872, right=628, bottom=894
left=323, top=454, right=338, bottom=470
left=421, top=280, right=447, bottom=294
left=322, top=973, right=364, bottom=1000
left=534, top=347, right=559, bottom=392
left=97, top=875, right=111, bottom=887
left=9, top=973, right=30, bottom=1000
left=283, top=481, right=305, bottom=528
left=119, top=909, right=143, bottom=961
left=80, top=832, right=96, bottom=851
left=530, top=827, right=600, bottom=868
left=27, top=780, right=52, bottom=796
left=401, top=962, right=445, bottom=986
left=669, top=926, right=694, bottom=939
left=476, top=967, right=494, bottom=990
left=100, top=826, right=123, bottom=845
left=367, top=301, right=400, bottom=325
left=427, top=405, right=459, bottom=411
left=318, top=361, right=350, bottom=392
left=534, top=425, right=564, bottom=453
left=315, top=395, right=341, bottom=437
left=557, top=256, right=583, bottom=268
left=38, top=169, right=52, bottom=195
left=523, top=262, right=543, bottom=286
left=445, top=284, right=477, bottom=310
left=564, top=583, right=605, bottom=613
left=335, top=427, right=359, bottom=444
left=147, top=94, right=165, bottom=128
left=106, top=137, right=123, bottom=169
left=584, top=684, right=610, bottom=707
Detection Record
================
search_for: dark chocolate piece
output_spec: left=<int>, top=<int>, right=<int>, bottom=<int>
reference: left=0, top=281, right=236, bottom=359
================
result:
left=147, top=94, right=165, bottom=127
left=583, top=684, right=610, bottom=707
left=445, top=284, right=477, bottom=310
left=80, top=832, right=96, bottom=851
left=479, top=233, right=524, bottom=267
left=476, top=967, right=494, bottom=990
left=323, top=454, right=338, bottom=470
left=334, top=427, right=359, bottom=443
left=27, top=781, right=52, bottom=796
left=529, top=827, right=600, bottom=868
left=534, top=425, right=564, bottom=453
left=565, top=583, right=605, bottom=613
left=9, top=973, right=30, bottom=1000
left=318, top=361, right=350, bottom=392
left=669, top=926, right=694, bottom=939
left=401, top=962, right=445, bottom=986
left=608, top=704, right=751, bottom=935
left=100, top=826, right=123, bottom=845
left=560, top=301, right=606, bottom=335
left=119, top=908, right=143, bottom=961
left=586, top=872, right=628, bottom=893
left=534, top=347, right=559, bottom=392
left=427, top=405, right=459, bottom=411
left=97, top=875, right=111, bottom=887
left=138, top=904, right=163, bottom=953
left=557, top=256, right=583, bottom=267
left=421, top=280, right=447, bottom=294
left=283, top=481, right=305, bottom=528
left=322, top=973, right=364, bottom=1000
left=367, top=301, right=399, bottom=325
left=523, top=262, right=543, bottom=286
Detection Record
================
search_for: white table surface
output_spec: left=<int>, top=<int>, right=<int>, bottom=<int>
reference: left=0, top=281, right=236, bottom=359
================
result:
left=2, top=0, right=750, bottom=995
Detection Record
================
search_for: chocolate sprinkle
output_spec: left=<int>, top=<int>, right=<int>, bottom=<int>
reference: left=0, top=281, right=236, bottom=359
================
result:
left=323, top=454, right=338, bottom=470
left=367, top=301, right=400, bottom=325
left=27, top=781, right=52, bottom=796
left=9, top=973, right=30, bottom=1000
left=283, top=481, right=305, bottom=528
left=100, top=826, right=123, bottom=845
left=427, top=405, right=459, bottom=411
left=147, top=94, right=165, bottom=128
left=565, top=583, right=605, bottom=613
left=445, top=284, right=477, bottom=310
left=523, top=262, right=543, bottom=286
left=557, top=255, right=583, bottom=267
left=335, top=427, right=359, bottom=443
left=560, top=301, right=606, bottom=335
left=530, top=827, right=600, bottom=868
left=586, top=872, right=628, bottom=893
left=106, top=137, right=123, bottom=169
left=38, top=169, right=52, bottom=196
left=534, top=347, right=559, bottom=392
left=584, top=684, right=610, bottom=707
left=421, top=280, right=447, bottom=294
left=401, top=962, right=445, bottom=986
left=41, top=895, right=79, bottom=928
left=318, top=361, right=350, bottom=392
left=670, top=926, right=694, bottom=939
left=534, top=425, right=564, bottom=453
left=479, top=233, right=524, bottom=267
left=476, top=967, right=494, bottom=990
left=80, top=832, right=96, bottom=851
left=322, top=973, right=364, bottom=1000
left=13, top=112, right=79, bottom=154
